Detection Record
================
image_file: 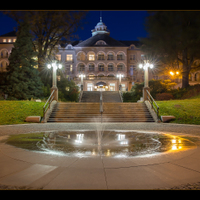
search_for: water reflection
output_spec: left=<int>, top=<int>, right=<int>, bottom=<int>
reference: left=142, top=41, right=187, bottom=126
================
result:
left=34, top=131, right=196, bottom=157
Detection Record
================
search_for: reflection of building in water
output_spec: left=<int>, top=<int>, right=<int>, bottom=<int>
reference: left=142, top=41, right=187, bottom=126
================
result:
left=75, top=134, right=84, bottom=144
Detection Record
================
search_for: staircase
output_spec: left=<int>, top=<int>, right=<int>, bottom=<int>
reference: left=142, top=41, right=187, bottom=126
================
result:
left=102, top=91, right=122, bottom=102
left=47, top=102, right=101, bottom=123
left=47, top=102, right=154, bottom=123
left=81, top=91, right=100, bottom=102
left=102, top=102, right=154, bottom=122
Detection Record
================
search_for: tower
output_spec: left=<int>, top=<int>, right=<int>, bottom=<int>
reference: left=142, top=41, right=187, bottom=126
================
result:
left=91, top=16, right=110, bottom=36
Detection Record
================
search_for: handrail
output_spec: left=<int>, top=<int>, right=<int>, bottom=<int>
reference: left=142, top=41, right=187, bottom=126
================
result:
left=78, top=90, right=83, bottom=102
left=146, top=90, right=159, bottom=119
left=119, top=90, right=123, bottom=102
left=100, top=91, right=103, bottom=113
left=43, top=89, right=55, bottom=120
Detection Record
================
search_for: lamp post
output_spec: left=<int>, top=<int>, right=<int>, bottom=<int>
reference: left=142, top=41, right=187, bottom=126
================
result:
left=47, top=61, right=62, bottom=101
left=139, top=60, right=153, bottom=101
left=117, top=74, right=124, bottom=91
left=79, top=74, right=85, bottom=91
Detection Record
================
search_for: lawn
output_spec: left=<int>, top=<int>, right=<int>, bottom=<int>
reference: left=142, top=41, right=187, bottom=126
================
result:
left=0, top=100, right=45, bottom=125
left=157, top=97, right=200, bottom=125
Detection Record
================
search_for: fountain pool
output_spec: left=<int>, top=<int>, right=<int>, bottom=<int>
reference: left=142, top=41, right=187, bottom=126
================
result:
left=5, top=130, right=196, bottom=158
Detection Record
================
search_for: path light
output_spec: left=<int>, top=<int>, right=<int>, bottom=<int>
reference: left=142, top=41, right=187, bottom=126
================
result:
left=79, top=74, right=85, bottom=91
left=117, top=74, right=124, bottom=91
left=138, top=60, right=153, bottom=101
left=47, top=61, right=62, bottom=101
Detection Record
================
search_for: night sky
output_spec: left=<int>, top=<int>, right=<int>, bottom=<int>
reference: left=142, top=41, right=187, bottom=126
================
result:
left=0, top=11, right=149, bottom=41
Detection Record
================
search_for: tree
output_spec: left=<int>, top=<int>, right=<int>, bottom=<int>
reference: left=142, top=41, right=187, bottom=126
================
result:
left=4, top=11, right=87, bottom=70
left=3, top=18, right=43, bottom=100
left=140, top=11, right=200, bottom=88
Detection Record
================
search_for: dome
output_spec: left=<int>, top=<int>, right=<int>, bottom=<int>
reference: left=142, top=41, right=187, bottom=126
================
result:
left=91, top=17, right=110, bottom=36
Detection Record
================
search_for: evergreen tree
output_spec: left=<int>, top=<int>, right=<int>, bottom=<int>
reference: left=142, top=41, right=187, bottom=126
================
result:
left=3, top=18, right=43, bottom=100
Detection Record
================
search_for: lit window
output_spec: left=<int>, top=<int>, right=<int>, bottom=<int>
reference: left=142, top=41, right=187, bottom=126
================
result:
left=3, top=39, right=6, bottom=42
left=13, top=39, right=16, bottom=42
left=8, top=39, right=11, bottom=43
left=56, top=54, right=61, bottom=61
left=66, top=54, right=73, bottom=61
left=70, top=65, right=73, bottom=72
left=89, top=54, right=95, bottom=61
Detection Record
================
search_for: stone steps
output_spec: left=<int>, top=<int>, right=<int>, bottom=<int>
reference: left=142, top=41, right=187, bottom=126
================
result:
left=47, top=102, right=155, bottom=123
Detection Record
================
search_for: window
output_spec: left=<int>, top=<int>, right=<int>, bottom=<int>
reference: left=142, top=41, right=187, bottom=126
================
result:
left=117, top=64, right=124, bottom=71
left=8, top=39, right=11, bottom=43
left=107, top=53, right=114, bottom=60
left=70, top=65, right=73, bottom=72
left=77, top=52, right=85, bottom=61
left=130, top=54, right=135, bottom=60
left=98, top=53, right=105, bottom=60
left=108, top=64, right=114, bottom=71
left=13, top=39, right=16, bottom=42
left=117, top=53, right=124, bottom=60
left=130, top=66, right=134, bottom=76
left=66, top=54, right=73, bottom=61
left=89, top=64, right=95, bottom=71
left=56, top=54, right=61, bottom=61
left=98, top=64, right=104, bottom=71
left=89, top=54, right=95, bottom=61
left=78, top=64, right=85, bottom=72
left=95, top=40, right=107, bottom=45
left=3, top=39, right=6, bottom=42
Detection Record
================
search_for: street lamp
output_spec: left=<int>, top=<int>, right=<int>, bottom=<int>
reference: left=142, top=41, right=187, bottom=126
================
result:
left=117, top=74, right=124, bottom=91
left=139, top=60, right=153, bottom=101
left=47, top=61, right=62, bottom=101
left=79, top=74, right=85, bottom=91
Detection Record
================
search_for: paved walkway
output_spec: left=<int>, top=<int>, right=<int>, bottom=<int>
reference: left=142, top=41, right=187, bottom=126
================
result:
left=0, top=122, right=200, bottom=190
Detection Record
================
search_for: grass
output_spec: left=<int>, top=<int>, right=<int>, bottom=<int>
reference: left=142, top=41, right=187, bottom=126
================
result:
left=0, top=100, right=45, bottom=125
left=157, top=96, right=200, bottom=125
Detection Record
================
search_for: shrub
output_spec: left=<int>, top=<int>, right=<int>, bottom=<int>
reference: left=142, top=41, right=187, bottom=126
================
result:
left=156, top=93, right=174, bottom=100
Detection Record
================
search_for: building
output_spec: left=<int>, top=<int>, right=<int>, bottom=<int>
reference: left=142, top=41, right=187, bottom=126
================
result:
left=0, top=31, right=16, bottom=73
left=1, top=19, right=200, bottom=90
left=56, top=18, right=148, bottom=91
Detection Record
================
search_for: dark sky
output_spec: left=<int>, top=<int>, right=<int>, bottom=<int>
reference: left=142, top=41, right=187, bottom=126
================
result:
left=0, top=11, right=149, bottom=41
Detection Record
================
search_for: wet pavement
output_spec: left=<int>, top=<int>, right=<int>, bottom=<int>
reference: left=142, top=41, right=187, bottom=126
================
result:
left=0, top=122, right=200, bottom=190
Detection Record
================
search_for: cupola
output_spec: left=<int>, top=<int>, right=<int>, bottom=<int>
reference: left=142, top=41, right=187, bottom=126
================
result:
left=91, top=17, right=110, bottom=36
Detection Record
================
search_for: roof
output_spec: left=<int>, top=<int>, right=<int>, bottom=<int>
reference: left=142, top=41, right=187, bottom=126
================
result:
left=119, top=40, right=142, bottom=47
left=75, top=33, right=127, bottom=47
left=0, top=31, right=17, bottom=37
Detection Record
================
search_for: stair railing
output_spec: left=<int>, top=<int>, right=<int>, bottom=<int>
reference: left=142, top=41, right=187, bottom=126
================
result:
left=43, top=89, right=55, bottom=121
left=78, top=90, right=83, bottom=102
left=146, top=90, right=159, bottom=120
left=100, top=91, right=103, bottom=113
left=119, top=90, right=123, bottom=102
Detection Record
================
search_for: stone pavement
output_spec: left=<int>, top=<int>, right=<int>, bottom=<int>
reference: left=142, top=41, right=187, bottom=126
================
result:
left=0, top=122, right=200, bottom=190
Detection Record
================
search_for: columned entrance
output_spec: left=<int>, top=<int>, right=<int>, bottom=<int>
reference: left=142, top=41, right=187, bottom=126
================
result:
left=95, top=81, right=107, bottom=91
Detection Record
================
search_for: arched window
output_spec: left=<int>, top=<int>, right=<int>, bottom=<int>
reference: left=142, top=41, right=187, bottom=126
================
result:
left=97, top=52, right=105, bottom=60
left=117, top=52, right=125, bottom=60
left=77, top=52, right=85, bottom=61
left=0, top=49, right=9, bottom=58
left=98, top=63, right=104, bottom=72
left=108, top=63, right=114, bottom=71
left=107, top=52, right=114, bottom=60
left=77, top=63, right=85, bottom=72
left=87, top=51, right=95, bottom=61
left=117, top=63, right=124, bottom=72
left=0, top=60, right=8, bottom=72
left=88, top=63, right=95, bottom=72
left=95, top=40, right=107, bottom=45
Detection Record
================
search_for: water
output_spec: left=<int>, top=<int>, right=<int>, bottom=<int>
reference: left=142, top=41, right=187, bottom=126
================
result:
left=5, top=130, right=196, bottom=158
